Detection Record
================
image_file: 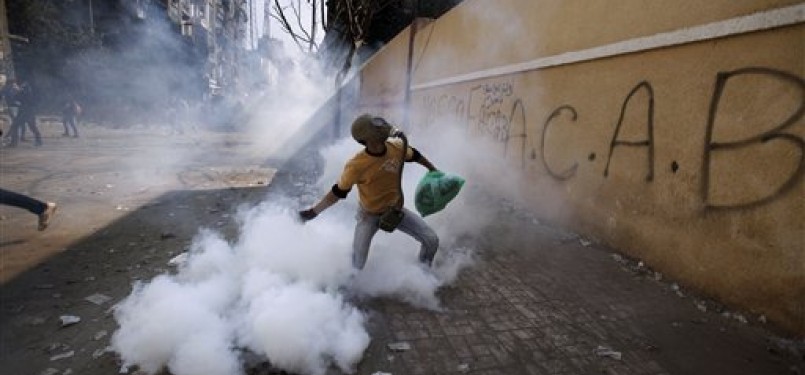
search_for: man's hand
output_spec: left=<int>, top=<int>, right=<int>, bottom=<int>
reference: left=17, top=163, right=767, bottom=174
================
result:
left=299, top=208, right=318, bottom=222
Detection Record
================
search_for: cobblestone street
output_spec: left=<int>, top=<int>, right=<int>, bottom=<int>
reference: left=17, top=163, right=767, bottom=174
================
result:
left=353, top=202, right=805, bottom=375
left=0, top=125, right=802, bottom=375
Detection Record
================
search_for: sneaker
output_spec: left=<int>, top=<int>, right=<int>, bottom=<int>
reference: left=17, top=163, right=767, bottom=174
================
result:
left=38, top=202, right=57, bottom=231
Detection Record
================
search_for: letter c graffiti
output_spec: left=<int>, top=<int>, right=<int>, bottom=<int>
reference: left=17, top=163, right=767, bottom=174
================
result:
left=541, top=105, right=579, bottom=180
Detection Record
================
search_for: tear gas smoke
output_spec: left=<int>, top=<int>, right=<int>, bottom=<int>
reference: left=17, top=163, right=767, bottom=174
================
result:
left=108, top=7, right=538, bottom=374
left=112, top=184, right=475, bottom=375
left=111, top=80, right=535, bottom=375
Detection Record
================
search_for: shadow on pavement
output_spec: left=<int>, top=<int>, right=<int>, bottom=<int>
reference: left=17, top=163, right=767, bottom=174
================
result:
left=0, top=185, right=270, bottom=375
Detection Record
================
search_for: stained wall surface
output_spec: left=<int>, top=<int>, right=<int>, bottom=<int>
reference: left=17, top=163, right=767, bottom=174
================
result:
left=353, top=1, right=804, bottom=334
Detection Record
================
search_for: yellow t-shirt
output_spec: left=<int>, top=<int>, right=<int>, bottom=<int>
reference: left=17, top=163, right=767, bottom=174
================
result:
left=337, top=139, right=414, bottom=214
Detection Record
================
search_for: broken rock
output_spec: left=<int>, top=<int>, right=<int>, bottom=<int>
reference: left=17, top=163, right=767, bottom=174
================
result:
left=59, top=315, right=81, bottom=327
left=85, top=293, right=112, bottom=305
left=387, top=342, right=412, bottom=352
left=593, top=345, right=622, bottom=360
left=50, top=350, right=75, bottom=361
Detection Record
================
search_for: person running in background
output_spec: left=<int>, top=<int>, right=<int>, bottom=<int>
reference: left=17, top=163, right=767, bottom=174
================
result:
left=0, top=188, right=57, bottom=231
left=0, top=127, right=56, bottom=229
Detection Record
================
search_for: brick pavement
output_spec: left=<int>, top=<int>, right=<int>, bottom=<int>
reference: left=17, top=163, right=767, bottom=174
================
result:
left=1, top=126, right=802, bottom=375
left=349, top=197, right=804, bottom=375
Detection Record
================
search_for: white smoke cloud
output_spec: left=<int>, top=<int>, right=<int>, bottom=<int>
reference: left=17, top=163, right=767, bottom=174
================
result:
left=111, top=133, right=479, bottom=375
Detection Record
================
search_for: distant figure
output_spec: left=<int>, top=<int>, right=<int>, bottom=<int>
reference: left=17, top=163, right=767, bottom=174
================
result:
left=171, top=97, right=189, bottom=135
left=61, top=98, right=82, bottom=137
left=7, top=81, right=42, bottom=147
left=0, top=79, right=23, bottom=141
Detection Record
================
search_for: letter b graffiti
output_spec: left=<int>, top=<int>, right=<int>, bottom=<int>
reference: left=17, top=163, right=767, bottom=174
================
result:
left=702, top=67, right=804, bottom=211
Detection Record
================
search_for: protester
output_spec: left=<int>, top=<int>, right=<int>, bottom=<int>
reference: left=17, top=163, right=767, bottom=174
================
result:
left=299, top=114, right=440, bottom=270
left=7, top=81, right=42, bottom=147
left=0, top=79, right=23, bottom=141
left=61, top=97, right=82, bottom=137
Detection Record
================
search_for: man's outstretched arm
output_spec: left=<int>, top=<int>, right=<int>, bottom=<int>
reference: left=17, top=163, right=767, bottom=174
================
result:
left=299, top=185, right=349, bottom=221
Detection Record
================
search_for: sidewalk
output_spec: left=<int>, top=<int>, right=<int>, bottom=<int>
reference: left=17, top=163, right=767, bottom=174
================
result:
left=347, top=196, right=805, bottom=374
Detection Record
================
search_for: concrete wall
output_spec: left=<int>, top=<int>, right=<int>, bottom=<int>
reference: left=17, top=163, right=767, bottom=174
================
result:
left=353, top=1, right=804, bottom=334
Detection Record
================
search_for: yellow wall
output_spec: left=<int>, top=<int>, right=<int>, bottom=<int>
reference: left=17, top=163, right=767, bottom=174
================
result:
left=357, top=1, right=804, bottom=334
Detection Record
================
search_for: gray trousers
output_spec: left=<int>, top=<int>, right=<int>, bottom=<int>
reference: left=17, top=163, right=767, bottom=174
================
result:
left=352, top=207, right=439, bottom=270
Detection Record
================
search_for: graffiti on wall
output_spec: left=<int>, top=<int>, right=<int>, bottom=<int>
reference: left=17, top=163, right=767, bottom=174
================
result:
left=419, top=67, right=804, bottom=211
left=702, top=67, right=805, bottom=211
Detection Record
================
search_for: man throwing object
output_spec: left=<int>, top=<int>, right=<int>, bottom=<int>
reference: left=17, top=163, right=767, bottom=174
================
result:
left=299, top=114, right=440, bottom=270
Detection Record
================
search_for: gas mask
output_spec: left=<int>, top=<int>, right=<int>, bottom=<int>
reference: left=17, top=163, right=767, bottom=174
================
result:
left=351, top=114, right=402, bottom=144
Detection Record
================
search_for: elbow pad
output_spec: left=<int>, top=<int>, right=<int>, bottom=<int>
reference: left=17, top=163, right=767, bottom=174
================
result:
left=331, top=184, right=350, bottom=199
left=408, top=148, right=423, bottom=163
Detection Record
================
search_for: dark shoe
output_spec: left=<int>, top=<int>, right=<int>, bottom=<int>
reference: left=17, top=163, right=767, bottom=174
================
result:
left=34, top=141, right=43, bottom=147
left=62, top=133, right=70, bottom=137
left=38, top=202, right=57, bottom=231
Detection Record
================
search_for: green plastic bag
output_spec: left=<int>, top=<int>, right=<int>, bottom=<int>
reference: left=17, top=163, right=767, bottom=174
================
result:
left=415, top=171, right=466, bottom=217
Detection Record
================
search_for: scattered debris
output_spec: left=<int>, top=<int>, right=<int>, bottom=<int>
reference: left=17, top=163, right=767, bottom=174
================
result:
left=593, top=345, right=622, bottom=360
left=40, top=368, right=59, bottom=375
left=371, top=372, right=392, bottom=375
left=59, top=315, right=81, bottom=327
left=93, top=346, right=113, bottom=359
left=457, top=363, right=471, bottom=372
left=50, top=350, right=75, bottom=361
left=160, top=232, right=176, bottom=240
left=28, top=316, right=47, bottom=326
left=168, top=253, right=188, bottom=266
left=579, top=238, right=592, bottom=247
left=85, top=293, right=112, bottom=306
left=387, top=342, right=412, bottom=352
left=45, top=343, right=71, bottom=354
left=94, top=330, right=108, bottom=341
left=720, top=312, right=748, bottom=324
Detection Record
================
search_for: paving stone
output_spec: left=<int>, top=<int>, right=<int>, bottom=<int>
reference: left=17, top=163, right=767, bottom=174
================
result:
left=351, top=200, right=802, bottom=375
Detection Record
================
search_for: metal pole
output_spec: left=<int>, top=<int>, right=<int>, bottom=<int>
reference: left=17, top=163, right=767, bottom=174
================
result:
left=402, top=0, right=419, bottom=128
left=249, top=0, right=254, bottom=49
left=88, top=0, right=95, bottom=34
